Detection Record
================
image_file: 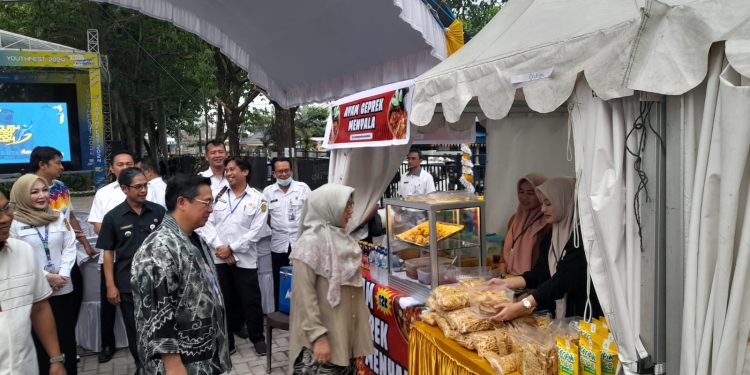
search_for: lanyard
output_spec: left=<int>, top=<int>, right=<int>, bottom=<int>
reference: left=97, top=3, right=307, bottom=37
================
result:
left=34, top=225, right=54, bottom=272
left=227, top=191, right=247, bottom=215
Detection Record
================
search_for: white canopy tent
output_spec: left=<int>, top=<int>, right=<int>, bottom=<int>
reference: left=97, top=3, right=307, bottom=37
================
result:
left=410, top=0, right=750, bottom=374
left=94, top=0, right=447, bottom=108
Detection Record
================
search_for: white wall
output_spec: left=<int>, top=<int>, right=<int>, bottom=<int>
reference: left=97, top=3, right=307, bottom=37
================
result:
left=484, top=110, right=574, bottom=234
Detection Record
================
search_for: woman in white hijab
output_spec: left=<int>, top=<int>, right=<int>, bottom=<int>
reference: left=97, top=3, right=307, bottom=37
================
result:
left=490, top=177, right=602, bottom=321
left=288, top=184, right=373, bottom=374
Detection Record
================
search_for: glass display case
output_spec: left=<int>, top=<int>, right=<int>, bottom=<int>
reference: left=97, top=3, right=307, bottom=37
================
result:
left=384, top=196, right=487, bottom=299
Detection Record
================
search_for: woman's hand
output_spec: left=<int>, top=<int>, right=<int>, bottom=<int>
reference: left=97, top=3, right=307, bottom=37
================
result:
left=49, top=362, right=67, bottom=375
left=491, top=301, right=527, bottom=322
left=487, top=278, right=508, bottom=288
left=46, top=274, right=68, bottom=290
left=313, top=335, right=331, bottom=364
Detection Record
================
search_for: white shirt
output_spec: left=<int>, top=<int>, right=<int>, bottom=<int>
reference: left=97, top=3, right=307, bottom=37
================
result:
left=147, top=176, right=167, bottom=208
left=201, top=185, right=271, bottom=269
left=0, top=238, right=53, bottom=375
left=398, top=168, right=436, bottom=197
left=263, top=181, right=311, bottom=254
left=10, top=214, right=78, bottom=296
left=200, top=168, right=229, bottom=192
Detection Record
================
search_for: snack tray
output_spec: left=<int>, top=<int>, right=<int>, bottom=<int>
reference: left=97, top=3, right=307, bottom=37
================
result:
left=396, top=221, right=464, bottom=247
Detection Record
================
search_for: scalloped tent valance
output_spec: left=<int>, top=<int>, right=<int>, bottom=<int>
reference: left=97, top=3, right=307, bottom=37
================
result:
left=410, top=0, right=750, bottom=126
left=96, top=0, right=446, bottom=108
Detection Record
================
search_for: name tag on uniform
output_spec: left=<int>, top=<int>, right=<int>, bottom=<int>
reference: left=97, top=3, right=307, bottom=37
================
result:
left=120, top=224, right=134, bottom=230
left=270, top=199, right=278, bottom=203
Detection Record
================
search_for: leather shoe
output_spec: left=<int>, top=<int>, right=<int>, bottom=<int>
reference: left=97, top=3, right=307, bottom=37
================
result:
left=98, top=346, right=115, bottom=363
left=253, top=340, right=267, bottom=355
left=234, top=327, right=249, bottom=339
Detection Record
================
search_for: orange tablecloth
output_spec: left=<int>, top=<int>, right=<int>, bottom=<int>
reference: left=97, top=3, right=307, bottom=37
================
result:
left=408, top=321, right=496, bottom=375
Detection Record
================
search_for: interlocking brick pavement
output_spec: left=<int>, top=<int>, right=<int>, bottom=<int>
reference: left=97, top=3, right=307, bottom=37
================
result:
left=77, top=329, right=290, bottom=375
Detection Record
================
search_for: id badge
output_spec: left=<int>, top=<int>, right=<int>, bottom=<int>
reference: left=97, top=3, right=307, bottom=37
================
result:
left=287, top=205, right=295, bottom=221
left=44, top=263, right=57, bottom=274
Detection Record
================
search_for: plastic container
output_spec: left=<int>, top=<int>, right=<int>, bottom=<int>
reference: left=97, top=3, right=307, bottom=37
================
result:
left=278, top=266, right=293, bottom=314
left=404, top=257, right=452, bottom=279
left=418, top=264, right=458, bottom=285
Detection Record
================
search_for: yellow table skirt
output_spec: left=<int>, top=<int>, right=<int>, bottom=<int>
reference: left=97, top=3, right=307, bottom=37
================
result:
left=408, top=321, right=496, bottom=375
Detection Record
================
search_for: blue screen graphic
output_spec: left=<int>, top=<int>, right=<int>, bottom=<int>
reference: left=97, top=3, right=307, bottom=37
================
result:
left=0, top=102, right=72, bottom=164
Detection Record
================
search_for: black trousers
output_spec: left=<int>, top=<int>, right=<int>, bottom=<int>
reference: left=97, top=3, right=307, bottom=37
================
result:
left=216, top=264, right=265, bottom=347
left=71, top=263, right=83, bottom=325
left=271, top=249, right=290, bottom=311
left=99, top=269, right=116, bottom=349
left=33, top=292, right=78, bottom=375
left=119, top=292, right=142, bottom=369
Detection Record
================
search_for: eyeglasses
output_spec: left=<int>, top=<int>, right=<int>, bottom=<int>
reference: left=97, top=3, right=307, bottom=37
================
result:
left=0, top=202, right=15, bottom=217
left=191, top=198, right=214, bottom=208
left=127, top=184, right=148, bottom=191
left=274, top=169, right=291, bottom=175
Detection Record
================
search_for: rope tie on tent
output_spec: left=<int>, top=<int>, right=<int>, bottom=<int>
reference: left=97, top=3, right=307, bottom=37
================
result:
left=573, top=169, right=592, bottom=322
left=624, top=100, right=664, bottom=252
left=566, top=102, right=576, bottom=162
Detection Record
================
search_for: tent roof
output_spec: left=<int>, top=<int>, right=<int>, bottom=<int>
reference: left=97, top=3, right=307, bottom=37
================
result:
left=0, top=29, right=82, bottom=52
left=98, top=0, right=446, bottom=108
left=410, top=0, right=750, bottom=125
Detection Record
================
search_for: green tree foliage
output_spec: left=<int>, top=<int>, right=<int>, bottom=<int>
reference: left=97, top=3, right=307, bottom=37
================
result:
left=0, top=0, right=217, bottom=164
left=443, top=0, right=504, bottom=40
left=295, top=105, right=329, bottom=150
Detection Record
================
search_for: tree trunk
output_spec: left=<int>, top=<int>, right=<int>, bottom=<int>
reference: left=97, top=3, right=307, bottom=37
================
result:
left=272, top=102, right=297, bottom=154
left=215, top=103, right=226, bottom=141
left=156, top=100, right=169, bottom=163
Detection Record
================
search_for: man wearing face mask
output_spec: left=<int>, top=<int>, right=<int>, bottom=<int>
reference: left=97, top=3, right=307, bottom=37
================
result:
left=262, top=157, right=310, bottom=310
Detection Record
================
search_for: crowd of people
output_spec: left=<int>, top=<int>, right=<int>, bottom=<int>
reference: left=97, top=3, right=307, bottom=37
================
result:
left=0, top=141, right=600, bottom=375
left=0, top=140, right=315, bottom=375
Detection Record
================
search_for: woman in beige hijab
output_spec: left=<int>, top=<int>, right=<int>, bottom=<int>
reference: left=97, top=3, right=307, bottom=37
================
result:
left=10, top=174, right=78, bottom=375
left=288, top=183, right=373, bottom=374
left=490, top=177, right=602, bottom=321
left=500, top=173, right=550, bottom=275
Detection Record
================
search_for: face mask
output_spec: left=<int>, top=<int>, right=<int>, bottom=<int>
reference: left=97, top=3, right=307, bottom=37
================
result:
left=277, top=176, right=293, bottom=187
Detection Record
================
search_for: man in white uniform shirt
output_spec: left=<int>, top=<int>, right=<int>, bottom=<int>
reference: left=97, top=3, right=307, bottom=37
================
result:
left=199, top=139, right=229, bottom=192
left=262, top=157, right=310, bottom=310
left=398, top=148, right=436, bottom=197
left=201, top=156, right=270, bottom=355
left=137, top=157, right=167, bottom=208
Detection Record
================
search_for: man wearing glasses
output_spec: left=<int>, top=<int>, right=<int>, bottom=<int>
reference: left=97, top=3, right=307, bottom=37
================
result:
left=398, top=148, right=436, bottom=197
left=97, top=168, right=166, bottom=374
left=131, top=174, right=231, bottom=375
left=262, top=157, right=310, bottom=311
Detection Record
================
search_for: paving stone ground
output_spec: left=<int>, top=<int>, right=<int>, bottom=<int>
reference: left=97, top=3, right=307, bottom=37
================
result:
left=77, top=329, right=291, bottom=375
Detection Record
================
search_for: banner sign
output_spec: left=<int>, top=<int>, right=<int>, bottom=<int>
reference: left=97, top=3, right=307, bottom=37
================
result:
left=0, top=51, right=99, bottom=69
left=324, top=80, right=412, bottom=149
left=357, top=269, right=422, bottom=375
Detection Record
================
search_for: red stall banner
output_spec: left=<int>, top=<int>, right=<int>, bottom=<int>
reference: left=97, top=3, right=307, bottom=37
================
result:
left=357, top=268, right=422, bottom=375
left=324, top=80, right=412, bottom=149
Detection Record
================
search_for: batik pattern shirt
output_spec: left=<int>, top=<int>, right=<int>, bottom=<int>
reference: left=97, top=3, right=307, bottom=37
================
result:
left=49, top=179, right=72, bottom=220
left=131, top=214, right=231, bottom=375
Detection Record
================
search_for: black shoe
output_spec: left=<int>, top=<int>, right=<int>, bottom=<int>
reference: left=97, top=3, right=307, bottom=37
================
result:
left=98, top=346, right=115, bottom=363
left=253, top=340, right=267, bottom=355
left=229, top=345, right=237, bottom=355
left=234, top=327, right=249, bottom=339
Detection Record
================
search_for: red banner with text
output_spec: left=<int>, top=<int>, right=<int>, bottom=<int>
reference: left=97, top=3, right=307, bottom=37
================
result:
left=324, top=81, right=412, bottom=149
left=356, top=269, right=422, bottom=375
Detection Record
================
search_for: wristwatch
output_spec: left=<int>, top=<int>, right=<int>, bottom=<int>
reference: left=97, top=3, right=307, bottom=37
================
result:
left=49, top=354, right=65, bottom=364
left=521, top=296, right=533, bottom=310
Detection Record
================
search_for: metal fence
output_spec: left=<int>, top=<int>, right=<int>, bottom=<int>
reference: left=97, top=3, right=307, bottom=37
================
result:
left=161, top=149, right=485, bottom=196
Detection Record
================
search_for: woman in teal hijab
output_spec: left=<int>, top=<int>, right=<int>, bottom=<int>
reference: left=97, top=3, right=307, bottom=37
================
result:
left=288, top=184, right=374, bottom=374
